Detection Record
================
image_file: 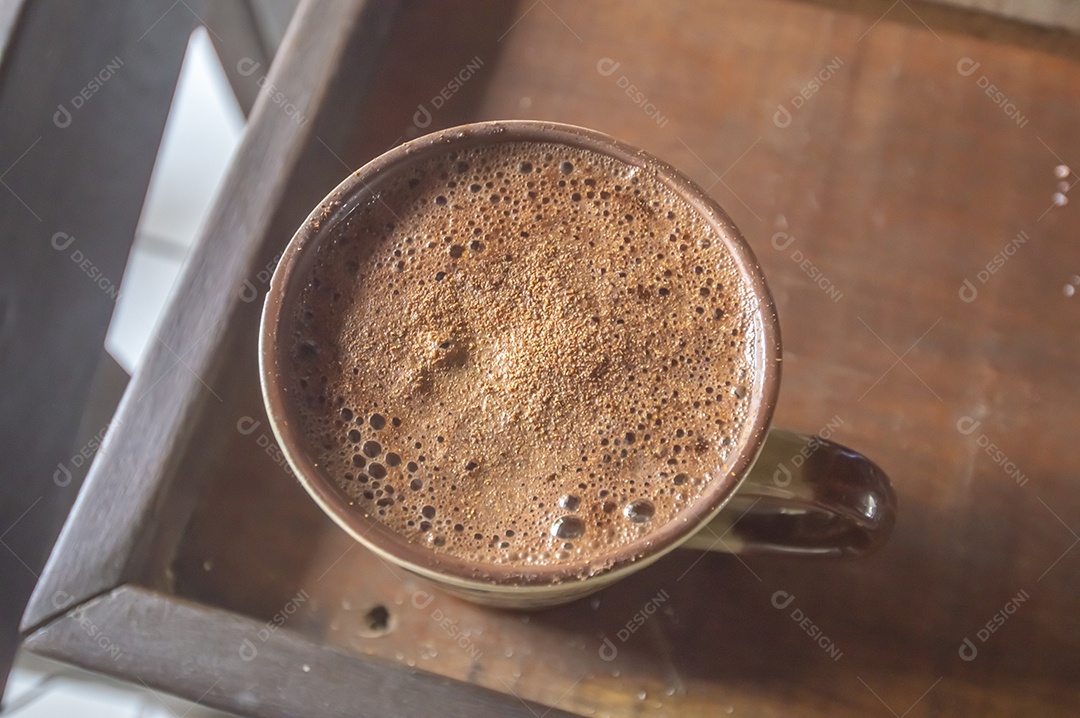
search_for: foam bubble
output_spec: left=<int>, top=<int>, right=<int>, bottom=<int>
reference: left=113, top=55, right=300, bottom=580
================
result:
left=551, top=516, right=585, bottom=539
left=623, top=499, right=656, bottom=524
left=558, top=494, right=580, bottom=511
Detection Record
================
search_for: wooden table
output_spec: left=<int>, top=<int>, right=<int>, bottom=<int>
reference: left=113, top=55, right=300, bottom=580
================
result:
left=21, top=0, right=1080, bottom=715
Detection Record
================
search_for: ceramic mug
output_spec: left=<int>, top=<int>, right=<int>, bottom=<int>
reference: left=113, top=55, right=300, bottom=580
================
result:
left=259, top=120, right=896, bottom=608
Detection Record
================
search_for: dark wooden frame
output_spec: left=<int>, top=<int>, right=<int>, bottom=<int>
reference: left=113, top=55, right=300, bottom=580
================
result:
left=16, top=0, right=1080, bottom=716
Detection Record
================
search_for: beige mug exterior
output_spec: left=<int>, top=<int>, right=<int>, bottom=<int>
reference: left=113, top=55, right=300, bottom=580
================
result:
left=260, top=120, right=892, bottom=609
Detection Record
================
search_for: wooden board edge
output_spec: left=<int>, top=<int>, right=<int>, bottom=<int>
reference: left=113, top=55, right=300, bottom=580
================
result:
left=800, top=0, right=1080, bottom=60
left=22, top=584, right=579, bottom=718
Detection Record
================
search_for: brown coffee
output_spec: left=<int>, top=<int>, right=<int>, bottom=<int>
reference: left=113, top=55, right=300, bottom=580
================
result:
left=284, top=140, right=759, bottom=568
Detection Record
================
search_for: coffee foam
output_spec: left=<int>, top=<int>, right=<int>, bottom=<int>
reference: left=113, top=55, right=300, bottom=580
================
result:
left=286, top=140, right=758, bottom=569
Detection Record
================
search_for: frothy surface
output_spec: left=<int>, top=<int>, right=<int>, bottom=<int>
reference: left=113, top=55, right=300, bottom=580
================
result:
left=285, top=140, right=759, bottom=569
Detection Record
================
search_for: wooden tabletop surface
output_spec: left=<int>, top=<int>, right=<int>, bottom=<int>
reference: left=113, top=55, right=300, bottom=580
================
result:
left=26, top=0, right=1080, bottom=715
left=172, top=0, right=1080, bottom=714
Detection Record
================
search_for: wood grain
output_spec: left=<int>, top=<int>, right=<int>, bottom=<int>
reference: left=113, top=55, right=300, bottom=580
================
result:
left=26, top=0, right=1080, bottom=715
left=22, top=585, right=573, bottom=718
left=172, top=0, right=1080, bottom=714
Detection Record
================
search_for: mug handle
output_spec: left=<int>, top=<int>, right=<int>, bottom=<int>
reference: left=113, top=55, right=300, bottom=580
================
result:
left=681, top=429, right=896, bottom=557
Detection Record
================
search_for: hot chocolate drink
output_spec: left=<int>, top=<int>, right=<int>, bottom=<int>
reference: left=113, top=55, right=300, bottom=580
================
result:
left=284, top=139, right=760, bottom=568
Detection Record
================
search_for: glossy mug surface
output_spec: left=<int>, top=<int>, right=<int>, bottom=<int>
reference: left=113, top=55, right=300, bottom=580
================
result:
left=259, top=121, right=895, bottom=607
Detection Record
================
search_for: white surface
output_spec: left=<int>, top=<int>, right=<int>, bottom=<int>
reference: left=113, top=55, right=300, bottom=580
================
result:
left=104, top=27, right=245, bottom=374
left=5, top=27, right=242, bottom=718
left=4, top=651, right=233, bottom=717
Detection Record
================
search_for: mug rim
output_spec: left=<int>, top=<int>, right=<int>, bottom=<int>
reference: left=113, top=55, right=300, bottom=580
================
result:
left=259, top=120, right=781, bottom=589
